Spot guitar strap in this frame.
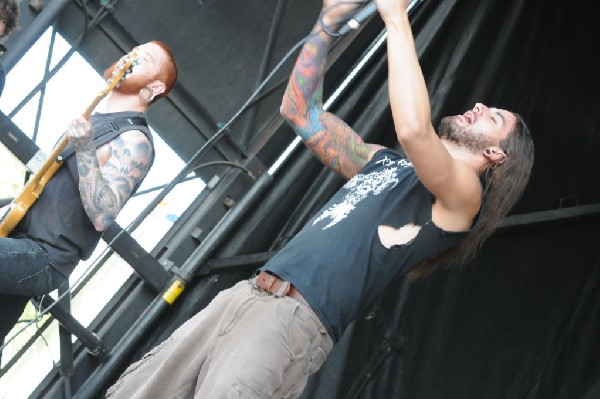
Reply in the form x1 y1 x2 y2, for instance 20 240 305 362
59 116 150 160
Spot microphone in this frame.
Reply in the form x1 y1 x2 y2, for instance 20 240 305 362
337 2 378 36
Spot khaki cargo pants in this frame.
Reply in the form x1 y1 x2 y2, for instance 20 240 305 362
106 279 332 398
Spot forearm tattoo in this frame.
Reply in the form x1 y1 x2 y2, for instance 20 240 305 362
282 28 377 178
282 28 330 141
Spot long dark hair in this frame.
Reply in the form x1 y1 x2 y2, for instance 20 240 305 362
410 112 534 279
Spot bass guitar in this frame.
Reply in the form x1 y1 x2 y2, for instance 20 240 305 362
0 52 138 237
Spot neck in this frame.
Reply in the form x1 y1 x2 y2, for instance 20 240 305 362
441 139 488 175
98 91 149 113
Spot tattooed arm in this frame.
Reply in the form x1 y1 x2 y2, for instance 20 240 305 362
67 115 152 231
280 1 382 180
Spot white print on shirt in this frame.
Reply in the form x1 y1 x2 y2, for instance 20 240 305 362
375 155 413 169
313 156 414 229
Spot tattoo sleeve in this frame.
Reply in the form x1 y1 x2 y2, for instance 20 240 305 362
281 25 380 179
281 26 330 141
74 130 152 231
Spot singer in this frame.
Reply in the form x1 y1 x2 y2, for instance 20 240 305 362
106 0 534 398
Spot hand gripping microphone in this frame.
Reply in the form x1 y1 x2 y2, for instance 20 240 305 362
337 2 379 36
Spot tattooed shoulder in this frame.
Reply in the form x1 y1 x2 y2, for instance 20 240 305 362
102 130 153 179
115 130 152 160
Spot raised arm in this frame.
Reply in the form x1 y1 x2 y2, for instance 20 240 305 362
281 1 382 180
67 115 152 231
377 0 481 217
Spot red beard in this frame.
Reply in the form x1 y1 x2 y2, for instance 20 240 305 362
103 61 149 95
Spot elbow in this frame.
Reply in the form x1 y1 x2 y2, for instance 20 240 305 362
280 93 319 127
395 126 420 145
280 93 324 141
280 101 308 136
280 101 292 123
280 94 301 126
93 221 107 232
395 117 428 144
93 214 115 232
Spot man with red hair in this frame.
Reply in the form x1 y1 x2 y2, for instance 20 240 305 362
0 41 178 357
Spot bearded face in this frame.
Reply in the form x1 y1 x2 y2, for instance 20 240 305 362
438 116 497 153
103 60 150 95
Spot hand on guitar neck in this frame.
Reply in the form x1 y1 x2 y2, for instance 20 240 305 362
67 115 94 153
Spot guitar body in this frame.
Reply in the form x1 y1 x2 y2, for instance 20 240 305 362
0 52 138 238
0 136 69 237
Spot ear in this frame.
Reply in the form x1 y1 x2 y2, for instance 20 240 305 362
148 80 166 98
483 146 507 165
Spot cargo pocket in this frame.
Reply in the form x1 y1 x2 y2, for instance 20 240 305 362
105 336 173 397
308 327 332 375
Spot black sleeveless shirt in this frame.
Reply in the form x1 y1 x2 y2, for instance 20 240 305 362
263 148 471 341
11 111 153 277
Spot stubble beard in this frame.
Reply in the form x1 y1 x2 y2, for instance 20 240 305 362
438 116 496 153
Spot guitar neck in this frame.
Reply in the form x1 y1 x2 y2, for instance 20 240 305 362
35 89 101 174
83 93 104 119
19 64 127 181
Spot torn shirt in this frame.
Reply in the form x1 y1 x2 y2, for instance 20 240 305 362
263 148 471 342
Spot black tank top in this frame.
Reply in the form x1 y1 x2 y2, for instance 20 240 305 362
264 148 471 341
11 111 153 277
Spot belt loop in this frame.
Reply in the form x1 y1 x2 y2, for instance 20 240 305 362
274 281 290 298
265 274 277 292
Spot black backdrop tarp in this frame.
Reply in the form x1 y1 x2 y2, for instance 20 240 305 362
294 0 600 397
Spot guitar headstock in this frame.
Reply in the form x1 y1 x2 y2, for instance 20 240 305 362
103 51 140 94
